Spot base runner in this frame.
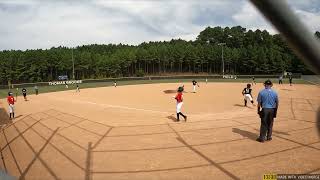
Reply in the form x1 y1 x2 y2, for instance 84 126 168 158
242 84 254 106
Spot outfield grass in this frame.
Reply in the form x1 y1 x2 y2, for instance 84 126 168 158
0 78 310 99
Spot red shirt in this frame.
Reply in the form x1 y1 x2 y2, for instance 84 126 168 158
7 96 14 105
175 92 183 103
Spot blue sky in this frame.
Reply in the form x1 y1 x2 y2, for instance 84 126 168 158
0 0 319 50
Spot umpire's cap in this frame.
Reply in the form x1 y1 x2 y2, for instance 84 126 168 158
264 79 273 86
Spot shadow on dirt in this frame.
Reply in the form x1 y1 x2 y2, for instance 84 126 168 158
163 90 188 94
232 128 257 141
0 107 12 127
273 130 290 135
234 104 254 109
166 115 178 122
163 90 177 94
234 104 245 107
281 89 294 91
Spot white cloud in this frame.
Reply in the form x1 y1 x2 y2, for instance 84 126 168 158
232 0 320 34
0 0 319 50
232 2 277 34
294 10 320 32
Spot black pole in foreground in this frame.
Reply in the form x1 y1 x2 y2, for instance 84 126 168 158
249 0 320 75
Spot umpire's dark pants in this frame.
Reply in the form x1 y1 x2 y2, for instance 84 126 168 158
259 108 275 140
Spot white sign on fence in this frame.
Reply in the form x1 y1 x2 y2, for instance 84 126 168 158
223 75 236 79
49 80 82 86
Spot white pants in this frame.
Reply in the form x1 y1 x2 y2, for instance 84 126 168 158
9 104 14 113
193 85 196 92
176 102 183 113
244 94 253 101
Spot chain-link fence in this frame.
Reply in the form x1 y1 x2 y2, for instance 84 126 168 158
0 74 302 90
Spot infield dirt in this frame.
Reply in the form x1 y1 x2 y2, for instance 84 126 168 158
0 82 319 180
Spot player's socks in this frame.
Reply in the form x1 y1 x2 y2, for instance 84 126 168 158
176 113 180 121
244 100 247 106
9 113 11 119
179 112 186 120
12 113 15 118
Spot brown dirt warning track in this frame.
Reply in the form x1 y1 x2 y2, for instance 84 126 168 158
0 82 319 180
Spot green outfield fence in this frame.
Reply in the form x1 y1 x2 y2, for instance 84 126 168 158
0 74 302 90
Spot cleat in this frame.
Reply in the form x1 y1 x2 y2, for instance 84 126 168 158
256 138 265 143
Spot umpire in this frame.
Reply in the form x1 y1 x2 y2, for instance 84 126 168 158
256 80 279 142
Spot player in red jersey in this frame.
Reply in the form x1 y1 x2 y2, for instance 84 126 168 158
174 86 187 122
7 92 15 119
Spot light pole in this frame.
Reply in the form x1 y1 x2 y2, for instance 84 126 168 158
206 38 214 74
218 43 226 76
72 48 75 80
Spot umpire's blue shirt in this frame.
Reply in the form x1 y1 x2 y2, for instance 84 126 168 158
257 87 278 108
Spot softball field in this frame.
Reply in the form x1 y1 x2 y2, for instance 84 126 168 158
0 82 319 180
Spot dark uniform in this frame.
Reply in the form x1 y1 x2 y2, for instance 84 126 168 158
22 88 27 101
243 88 252 94
192 80 198 93
257 80 279 142
289 76 293 86
242 84 254 106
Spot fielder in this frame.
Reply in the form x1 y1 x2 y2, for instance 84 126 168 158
278 75 283 84
7 92 15 119
192 80 199 93
34 85 39 95
114 80 117 87
242 84 254 106
76 84 80 92
22 88 27 101
289 75 293 86
174 86 187 122
252 76 256 85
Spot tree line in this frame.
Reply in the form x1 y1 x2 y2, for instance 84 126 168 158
0 26 319 85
